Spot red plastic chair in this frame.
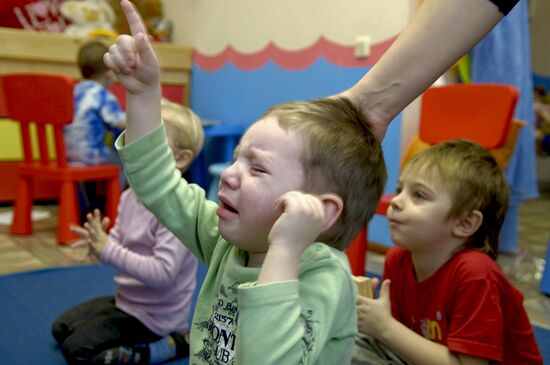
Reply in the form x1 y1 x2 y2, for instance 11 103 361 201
3 73 121 244
346 83 520 276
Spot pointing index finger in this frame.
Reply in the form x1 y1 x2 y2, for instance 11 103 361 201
121 0 148 36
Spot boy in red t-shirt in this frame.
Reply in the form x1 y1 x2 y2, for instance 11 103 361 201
354 139 542 365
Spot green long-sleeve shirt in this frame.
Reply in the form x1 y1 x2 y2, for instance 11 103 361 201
116 123 357 364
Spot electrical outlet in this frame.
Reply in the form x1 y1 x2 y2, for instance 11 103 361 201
354 35 372 59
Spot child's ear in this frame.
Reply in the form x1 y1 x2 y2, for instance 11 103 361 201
452 210 483 238
318 193 344 231
174 149 194 171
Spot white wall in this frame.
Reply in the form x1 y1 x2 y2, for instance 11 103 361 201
163 0 412 53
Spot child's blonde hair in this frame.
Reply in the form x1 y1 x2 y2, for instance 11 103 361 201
161 98 204 158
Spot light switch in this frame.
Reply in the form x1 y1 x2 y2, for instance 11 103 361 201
354 35 372 59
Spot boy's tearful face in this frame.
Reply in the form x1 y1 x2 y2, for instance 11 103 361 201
217 117 305 257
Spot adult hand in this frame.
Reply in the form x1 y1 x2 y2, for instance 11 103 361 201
338 88 391 141
337 0 505 142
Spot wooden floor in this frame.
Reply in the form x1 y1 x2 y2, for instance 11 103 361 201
1 188 550 330
0 205 88 275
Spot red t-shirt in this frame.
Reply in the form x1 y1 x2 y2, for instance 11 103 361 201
0 0 66 32
383 246 542 364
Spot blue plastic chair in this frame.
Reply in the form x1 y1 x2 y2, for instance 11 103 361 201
207 162 231 202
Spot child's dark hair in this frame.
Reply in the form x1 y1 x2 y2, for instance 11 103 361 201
264 97 387 250
77 41 110 80
404 139 509 259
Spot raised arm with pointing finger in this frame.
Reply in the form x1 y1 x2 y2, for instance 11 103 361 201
103 0 161 144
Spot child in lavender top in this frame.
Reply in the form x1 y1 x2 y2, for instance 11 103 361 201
52 100 204 365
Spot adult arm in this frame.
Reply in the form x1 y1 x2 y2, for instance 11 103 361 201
340 0 508 140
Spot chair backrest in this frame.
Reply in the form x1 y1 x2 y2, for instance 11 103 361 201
419 83 519 149
1 73 75 168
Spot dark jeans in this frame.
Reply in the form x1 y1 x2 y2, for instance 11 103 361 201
52 296 161 365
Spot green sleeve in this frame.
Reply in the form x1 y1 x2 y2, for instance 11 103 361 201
235 245 357 364
115 124 220 265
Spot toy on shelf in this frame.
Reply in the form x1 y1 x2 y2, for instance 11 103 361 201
60 0 117 39
109 0 173 42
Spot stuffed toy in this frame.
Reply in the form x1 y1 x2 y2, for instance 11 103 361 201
108 0 172 42
60 0 117 39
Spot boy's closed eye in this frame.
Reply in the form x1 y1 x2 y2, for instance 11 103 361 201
250 165 268 174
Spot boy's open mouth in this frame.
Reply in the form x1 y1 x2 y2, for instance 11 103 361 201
223 202 238 214
219 197 239 214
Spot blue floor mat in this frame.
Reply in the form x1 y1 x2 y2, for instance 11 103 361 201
0 264 547 364
0 263 207 365
534 325 550 364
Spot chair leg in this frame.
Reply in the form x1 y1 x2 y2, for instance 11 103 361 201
346 226 368 276
57 182 80 244
104 177 121 230
10 176 33 235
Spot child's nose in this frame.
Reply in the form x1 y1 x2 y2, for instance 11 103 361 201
220 163 238 188
389 193 403 211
